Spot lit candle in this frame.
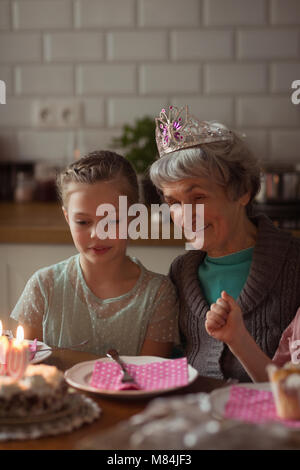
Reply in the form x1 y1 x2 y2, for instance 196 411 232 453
6 325 29 380
0 321 9 375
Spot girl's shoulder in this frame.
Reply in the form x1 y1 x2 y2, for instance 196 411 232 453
133 257 170 282
31 254 79 285
132 257 177 296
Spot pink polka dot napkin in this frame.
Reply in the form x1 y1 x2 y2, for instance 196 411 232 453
89 357 189 391
29 338 38 361
225 385 300 428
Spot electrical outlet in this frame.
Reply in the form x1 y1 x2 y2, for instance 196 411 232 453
32 99 81 128
33 100 57 128
56 100 81 127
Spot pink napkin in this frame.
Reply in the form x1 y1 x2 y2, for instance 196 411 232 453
225 385 300 429
90 357 189 391
29 338 38 361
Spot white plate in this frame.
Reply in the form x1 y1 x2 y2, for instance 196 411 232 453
210 382 271 420
28 340 52 364
64 356 198 399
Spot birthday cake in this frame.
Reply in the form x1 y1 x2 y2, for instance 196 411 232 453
0 364 68 418
267 362 300 420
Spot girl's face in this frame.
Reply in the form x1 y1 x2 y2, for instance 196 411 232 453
161 176 251 257
63 180 129 266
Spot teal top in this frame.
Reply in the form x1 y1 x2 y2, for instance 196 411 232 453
198 247 254 305
10 254 179 356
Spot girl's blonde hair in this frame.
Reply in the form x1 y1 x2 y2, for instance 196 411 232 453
57 150 139 207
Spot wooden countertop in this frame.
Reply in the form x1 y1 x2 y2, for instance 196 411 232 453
0 202 299 245
0 202 186 245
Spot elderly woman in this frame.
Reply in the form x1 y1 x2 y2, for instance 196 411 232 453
150 105 300 382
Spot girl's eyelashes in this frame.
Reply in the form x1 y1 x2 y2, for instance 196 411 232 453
74 219 120 225
75 220 91 225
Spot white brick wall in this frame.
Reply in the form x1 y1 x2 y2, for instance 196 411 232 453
15 65 74 95
237 29 299 59
13 0 73 30
140 64 200 94
0 1 10 30
76 64 136 95
138 0 200 27
0 0 299 165
204 64 267 93
74 0 136 28
271 0 300 25
107 31 168 61
203 0 266 26
171 30 234 60
44 32 104 62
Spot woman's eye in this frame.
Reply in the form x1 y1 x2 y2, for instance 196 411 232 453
165 200 177 207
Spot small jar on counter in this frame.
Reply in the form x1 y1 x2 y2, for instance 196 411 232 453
14 172 36 203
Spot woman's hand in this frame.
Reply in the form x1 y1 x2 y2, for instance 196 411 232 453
205 291 247 349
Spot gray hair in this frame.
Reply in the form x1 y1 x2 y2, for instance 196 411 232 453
150 132 261 213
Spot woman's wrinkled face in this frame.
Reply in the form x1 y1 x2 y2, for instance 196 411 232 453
63 180 129 265
161 176 250 256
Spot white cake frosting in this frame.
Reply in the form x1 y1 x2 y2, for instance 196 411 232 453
0 364 64 398
0 364 68 417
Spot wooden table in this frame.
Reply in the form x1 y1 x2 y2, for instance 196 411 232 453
0 350 226 450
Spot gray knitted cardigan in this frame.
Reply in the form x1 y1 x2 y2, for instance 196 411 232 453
169 214 300 382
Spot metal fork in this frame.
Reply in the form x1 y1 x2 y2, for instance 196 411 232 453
106 349 136 384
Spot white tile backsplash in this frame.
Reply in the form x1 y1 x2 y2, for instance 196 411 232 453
107 31 168 61
44 32 104 62
16 129 75 163
13 0 73 30
0 33 41 63
203 0 266 26
270 62 300 92
139 64 200 94
76 64 136 95
171 30 234 60
0 0 299 164
270 130 300 162
237 29 299 59
15 65 74 95
74 0 136 28
108 97 168 127
0 1 10 30
138 0 200 27
237 96 300 127
204 63 267 94
271 0 300 25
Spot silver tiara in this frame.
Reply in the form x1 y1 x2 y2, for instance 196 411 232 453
155 105 233 158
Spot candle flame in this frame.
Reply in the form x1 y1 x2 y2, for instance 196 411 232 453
16 325 24 342
0 321 2 337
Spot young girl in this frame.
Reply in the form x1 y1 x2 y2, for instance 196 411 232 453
205 290 300 382
10 151 179 357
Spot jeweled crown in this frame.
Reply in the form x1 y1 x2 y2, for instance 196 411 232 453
155 105 233 158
